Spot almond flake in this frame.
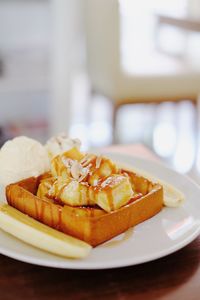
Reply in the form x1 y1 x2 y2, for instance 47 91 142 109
61 156 73 168
78 166 90 182
80 154 95 167
70 161 82 180
78 173 88 182
95 156 102 169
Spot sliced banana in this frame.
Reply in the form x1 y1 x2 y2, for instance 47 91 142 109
0 204 91 258
117 163 185 207
160 181 185 207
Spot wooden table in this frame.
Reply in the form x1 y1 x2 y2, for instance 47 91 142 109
1 144 200 300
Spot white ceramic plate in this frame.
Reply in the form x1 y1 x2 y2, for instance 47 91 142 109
0 153 200 269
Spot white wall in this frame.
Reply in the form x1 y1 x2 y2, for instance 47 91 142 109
49 0 85 135
0 0 51 51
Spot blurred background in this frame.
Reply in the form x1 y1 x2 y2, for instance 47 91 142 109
0 0 200 179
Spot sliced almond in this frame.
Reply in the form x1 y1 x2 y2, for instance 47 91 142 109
80 154 96 167
96 156 102 169
70 161 82 180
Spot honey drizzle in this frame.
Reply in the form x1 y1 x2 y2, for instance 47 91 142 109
128 193 143 204
8 191 13 206
53 155 70 177
38 183 63 230
50 203 54 228
23 197 26 214
40 200 45 221
107 188 114 211
57 183 68 200
57 207 62 229
103 228 134 248
34 198 39 220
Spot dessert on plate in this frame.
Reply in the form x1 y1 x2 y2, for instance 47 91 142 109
0 134 184 259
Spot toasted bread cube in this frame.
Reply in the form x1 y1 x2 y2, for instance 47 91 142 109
51 150 118 185
49 177 95 206
63 147 84 161
51 149 85 179
88 157 118 186
51 155 69 179
37 177 55 200
93 175 133 212
122 170 151 195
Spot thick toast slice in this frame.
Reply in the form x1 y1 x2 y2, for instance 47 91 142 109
6 171 163 246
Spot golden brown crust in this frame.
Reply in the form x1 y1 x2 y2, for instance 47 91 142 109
6 172 163 246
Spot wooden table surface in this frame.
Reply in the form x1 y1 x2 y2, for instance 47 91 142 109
1 144 200 300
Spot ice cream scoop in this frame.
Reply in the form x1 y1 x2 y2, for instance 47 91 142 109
0 136 50 185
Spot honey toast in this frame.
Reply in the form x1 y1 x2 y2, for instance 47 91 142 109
6 170 163 246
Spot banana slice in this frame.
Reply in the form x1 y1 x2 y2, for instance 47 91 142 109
132 168 185 207
118 163 185 207
158 180 185 208
0 204 91 258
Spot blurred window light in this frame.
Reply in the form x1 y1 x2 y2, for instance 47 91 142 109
157 26 186 56
195 132 200 174
196 148 200 174
119 0 188 74
186 33 200 70
119 0 154 74
153 122 177 157
89 121 112 147
172 102 195 173
173 139 195 173
118 105 148 143
163 216 195 240
69 123 89 151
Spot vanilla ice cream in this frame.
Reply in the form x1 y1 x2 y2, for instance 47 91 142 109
0 136 50 186
46 133 81 159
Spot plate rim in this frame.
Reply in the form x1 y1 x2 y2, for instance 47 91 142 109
0 153 200 269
